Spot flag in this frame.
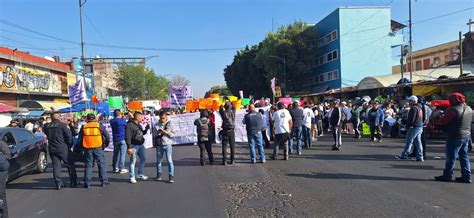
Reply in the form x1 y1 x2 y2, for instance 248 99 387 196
69 77 88 105
270 78 276 94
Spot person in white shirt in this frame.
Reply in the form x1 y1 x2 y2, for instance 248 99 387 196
271 102 292 161
302 101 315 148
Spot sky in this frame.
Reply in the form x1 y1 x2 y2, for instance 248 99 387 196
1 0 473 97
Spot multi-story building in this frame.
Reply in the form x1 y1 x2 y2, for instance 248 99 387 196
392 40 459 74
303 6 404 93
0 46 74 111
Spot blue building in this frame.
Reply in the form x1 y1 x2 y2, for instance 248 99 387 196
304 6 404 93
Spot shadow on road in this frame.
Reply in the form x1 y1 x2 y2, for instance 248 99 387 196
286 172 431 182
7 178 55 190
304 154 398 161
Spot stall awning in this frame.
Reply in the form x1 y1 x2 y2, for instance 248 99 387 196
12 110 45 119
19 101 70 112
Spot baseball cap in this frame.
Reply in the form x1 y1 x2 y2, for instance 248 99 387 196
407 95 418 102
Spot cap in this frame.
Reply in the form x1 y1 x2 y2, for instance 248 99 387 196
407 95 418 102
341 101 347 105
86 113 96 120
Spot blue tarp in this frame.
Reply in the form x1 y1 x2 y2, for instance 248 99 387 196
57 102 110 116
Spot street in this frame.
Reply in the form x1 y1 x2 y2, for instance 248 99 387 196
7 135 474 218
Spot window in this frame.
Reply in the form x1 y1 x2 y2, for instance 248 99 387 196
423 58 430 70
415 61 422 71
318 30 337 47
2 132 16 146
327 72 333 80
332 50 338 59
12 129 34 143
319 74 324 83
433 57 440 67
332 70 339 79
317 49 338 66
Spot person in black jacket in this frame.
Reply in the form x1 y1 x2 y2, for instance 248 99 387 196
396 96 424 161
330 100 343 151
0 141 10 218
194 110 214 166
44 112 77 190
125 112 150 184
219 102 236 165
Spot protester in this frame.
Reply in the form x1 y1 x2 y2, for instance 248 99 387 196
351 103 362 139
409 96 432 158
77 114 110 188
126 112 150 184
154 111 175 183
259 109 271 148
24 121 34 132
289 101 304 155
6 120 18 128
302 101 315 148
0 140 10 218
243 104 266 164
110 109 129 174
341 101 352 133
194 110 214 166
330 99 343 151
219 102 236 165
310 103 319 141
396 96 424 161
367 100 384 143
435 93 472 183
271 102 292 160
44 112 76 190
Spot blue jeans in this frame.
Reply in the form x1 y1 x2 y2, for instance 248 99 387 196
401 126 423 160
289 126 303 154
442 137 471 180
247 132 266 162
302 126 311 147
129 144 146 178
112 140 127 170
84 148 107 185
156 145 174 176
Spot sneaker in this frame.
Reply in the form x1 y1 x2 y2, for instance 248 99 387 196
137 174 149 180
113 168 120 173
156 173 162 181
415 159 424 162
378 139 383 143
168 176 175 183
261 159 266 164
455 177 472 183
119 169 129 174
284 156 289 161
297 152 302 156
434 176 452 182
130 178 137 184
331 147 339 151
229 160 235 165
395 155 407 160
200 161 205 166
270 156 276 160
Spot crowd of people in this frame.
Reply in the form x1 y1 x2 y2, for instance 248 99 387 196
0 92 471 217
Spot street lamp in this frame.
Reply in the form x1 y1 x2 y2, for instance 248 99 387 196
268 55 286 91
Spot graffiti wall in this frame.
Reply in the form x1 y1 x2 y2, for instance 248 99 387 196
0 63 64 94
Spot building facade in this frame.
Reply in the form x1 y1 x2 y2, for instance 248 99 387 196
304 7 404 93
0 47 74 110
392 40 459 74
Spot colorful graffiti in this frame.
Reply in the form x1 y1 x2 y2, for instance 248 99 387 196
16 66 51 91
0 65 16 88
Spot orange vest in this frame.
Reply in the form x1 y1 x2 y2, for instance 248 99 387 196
82 122 103 149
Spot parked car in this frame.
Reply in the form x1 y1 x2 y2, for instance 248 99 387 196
0 127 48 182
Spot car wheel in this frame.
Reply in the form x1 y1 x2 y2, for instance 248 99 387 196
35 151 47 173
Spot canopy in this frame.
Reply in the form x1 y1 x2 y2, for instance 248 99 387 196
19 100 70 112
57 102 110 116
0 104 17 113
12 110 45 119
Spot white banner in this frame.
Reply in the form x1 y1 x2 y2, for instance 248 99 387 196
168 112 200 145
141 114 153 149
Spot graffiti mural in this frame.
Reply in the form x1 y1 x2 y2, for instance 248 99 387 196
0 65 16 89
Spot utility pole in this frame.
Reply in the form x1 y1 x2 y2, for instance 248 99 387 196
79 0 87 84
459 31 463 76
408 0 413 82
400 45 404 80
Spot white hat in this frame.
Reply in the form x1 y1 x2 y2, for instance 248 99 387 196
407 95 418 102
341 101 347 105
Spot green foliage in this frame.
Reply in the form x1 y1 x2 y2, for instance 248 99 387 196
116 64 169 100
224 22 318 97
205 85 232 98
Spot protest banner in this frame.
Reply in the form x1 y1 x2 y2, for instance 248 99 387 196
242 98 250 106
141 114 153 148
169 85 193 108
129 101 143 111
168 112 200 144
108 96 123 109
69 77 88 105
278 97 292 105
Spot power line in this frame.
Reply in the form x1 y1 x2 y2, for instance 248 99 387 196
412 6 474 25
340 0 394 37
83 12 110 46
86 43 242 52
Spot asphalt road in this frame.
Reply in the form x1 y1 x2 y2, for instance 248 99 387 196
6 135 474 218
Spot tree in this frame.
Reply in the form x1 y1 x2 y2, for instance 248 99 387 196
224 22 319 97
204 85 232 98
116 64 169 100
169 74 190 86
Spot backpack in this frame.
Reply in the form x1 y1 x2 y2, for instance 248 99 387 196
197 118 210 142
